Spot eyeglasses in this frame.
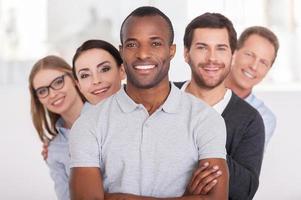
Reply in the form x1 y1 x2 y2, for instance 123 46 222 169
35 74 69 98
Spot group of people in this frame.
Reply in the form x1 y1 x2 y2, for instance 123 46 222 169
28 6 279 200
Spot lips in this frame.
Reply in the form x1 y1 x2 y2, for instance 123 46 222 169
134 64 156 70
202 66 220 71
91 87 110 95
242 69 255 79
51 96 65 106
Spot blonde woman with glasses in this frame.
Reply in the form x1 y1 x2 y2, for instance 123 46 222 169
29 40 125 200
29 55 84 200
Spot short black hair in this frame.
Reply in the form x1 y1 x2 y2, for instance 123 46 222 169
72 39 122 80
184 12 237 54
120 6 174 45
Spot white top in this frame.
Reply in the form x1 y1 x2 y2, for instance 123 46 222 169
180 80 232 114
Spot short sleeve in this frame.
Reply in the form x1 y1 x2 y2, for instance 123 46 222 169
195 108 227 160
69 109 101 168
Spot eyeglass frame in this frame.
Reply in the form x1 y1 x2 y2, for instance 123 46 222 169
34 73 70 99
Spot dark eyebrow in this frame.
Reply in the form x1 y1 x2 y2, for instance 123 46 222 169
77 61 111 75
35 74 65 90
124 36 163 43
216 44 229 48
123 38 136 43
195 42 207 46
77 68 90 75
150 36 163 40
96 61 111 68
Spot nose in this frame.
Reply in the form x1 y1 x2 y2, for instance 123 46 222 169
136 44 151 60
48 87 58 98
92 73 102 85
250 59 260 71
207 49 217 62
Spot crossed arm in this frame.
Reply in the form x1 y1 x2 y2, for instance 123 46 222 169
187 113 265 199
69 158 228 200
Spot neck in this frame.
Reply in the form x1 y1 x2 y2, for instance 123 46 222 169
126 80 170 115
61 97 83 129
186 79 227 106
225 75 251 99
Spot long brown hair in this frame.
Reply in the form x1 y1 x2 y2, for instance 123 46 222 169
29 55 77 142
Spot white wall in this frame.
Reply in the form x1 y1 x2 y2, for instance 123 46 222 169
0 86 300 199
254 90 301 200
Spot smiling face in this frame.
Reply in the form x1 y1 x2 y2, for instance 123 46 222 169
230 34 275 91
120 15 175 89
33 69 80 115
74 48 125 105
185 28 232 89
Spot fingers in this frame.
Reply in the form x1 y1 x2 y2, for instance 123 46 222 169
41 140 49 160
190 162 210 183
186 162 210 193
41 147 47 160
200 179 218 195
194 170 222 195
189 165 222 194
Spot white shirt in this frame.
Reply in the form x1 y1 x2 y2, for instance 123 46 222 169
180 80 232 114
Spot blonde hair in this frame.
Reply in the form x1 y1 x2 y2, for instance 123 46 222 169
29 55 76 142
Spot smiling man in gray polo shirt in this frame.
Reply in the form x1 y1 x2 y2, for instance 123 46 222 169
69 6 229 200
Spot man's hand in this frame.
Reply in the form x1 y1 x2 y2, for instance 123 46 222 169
185 162 222 195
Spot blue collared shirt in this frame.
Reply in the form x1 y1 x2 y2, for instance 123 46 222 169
46 118 70 200
245 93 276 147
45 101 93 200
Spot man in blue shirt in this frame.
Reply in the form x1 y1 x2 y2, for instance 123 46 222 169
226 26 279 147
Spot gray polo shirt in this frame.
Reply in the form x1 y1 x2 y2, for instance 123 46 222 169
70 83 226 197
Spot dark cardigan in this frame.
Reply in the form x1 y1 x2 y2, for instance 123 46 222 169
174 82 265 200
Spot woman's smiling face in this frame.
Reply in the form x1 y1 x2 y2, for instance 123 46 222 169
74 48 125 105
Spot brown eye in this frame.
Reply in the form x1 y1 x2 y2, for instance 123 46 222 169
152 41 162 47
101 66 111 73
80 73 90 79
52 77 64 89
125 42 137 48
36 87 48 98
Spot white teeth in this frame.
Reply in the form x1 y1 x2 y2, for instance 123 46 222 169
203 67 219 71
92 88 108 95
135 65 155 70
52 97 64 106
243 70 255 79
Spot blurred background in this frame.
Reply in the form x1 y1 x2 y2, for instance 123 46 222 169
0 0 300 199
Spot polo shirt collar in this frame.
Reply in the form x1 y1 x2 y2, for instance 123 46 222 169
160 83 182 113
115 85 139 113
116 83 182 114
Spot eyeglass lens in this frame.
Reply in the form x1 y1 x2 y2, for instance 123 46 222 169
35 74 66 98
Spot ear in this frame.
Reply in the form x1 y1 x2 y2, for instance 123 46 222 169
184 47 189 63
169 44 176 60
231 50 237 67
119 64 126 80
119 45 123 58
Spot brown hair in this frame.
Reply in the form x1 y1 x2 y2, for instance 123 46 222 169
184 12 237 54
28 55 77 142
72 39 123 80
237 26 279 64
